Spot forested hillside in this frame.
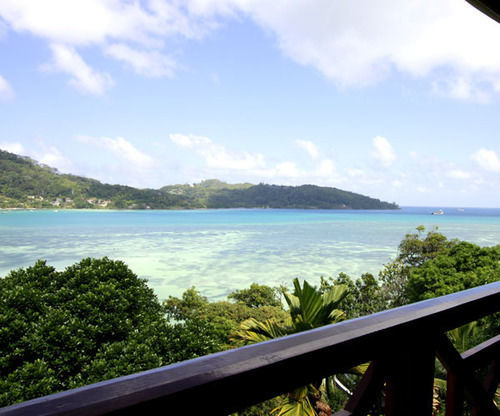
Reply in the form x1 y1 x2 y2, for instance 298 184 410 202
0 150 398 209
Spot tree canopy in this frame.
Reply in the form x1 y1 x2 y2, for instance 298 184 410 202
0 258 222 406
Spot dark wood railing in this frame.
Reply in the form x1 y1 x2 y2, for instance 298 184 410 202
2 282 500 416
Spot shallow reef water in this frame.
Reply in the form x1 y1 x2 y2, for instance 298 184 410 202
1 206 500 300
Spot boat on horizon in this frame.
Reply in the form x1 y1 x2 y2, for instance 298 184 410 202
432 209 444 215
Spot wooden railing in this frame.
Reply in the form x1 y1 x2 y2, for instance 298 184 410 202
2 282 500 416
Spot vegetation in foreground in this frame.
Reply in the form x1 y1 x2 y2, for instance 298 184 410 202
1 227 499 414
0 149 397 209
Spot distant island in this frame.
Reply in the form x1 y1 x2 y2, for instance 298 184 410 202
0 149 398 210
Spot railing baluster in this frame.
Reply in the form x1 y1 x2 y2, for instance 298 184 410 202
446 370 464 416
471 360 500 416
437 333 500 416
385 339 436 416
343 360 386 416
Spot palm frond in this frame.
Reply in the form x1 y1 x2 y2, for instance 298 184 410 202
232 318 289 343
271 386 317 416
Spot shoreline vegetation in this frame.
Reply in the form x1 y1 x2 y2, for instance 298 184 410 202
2 227 500 414
0 149 398 210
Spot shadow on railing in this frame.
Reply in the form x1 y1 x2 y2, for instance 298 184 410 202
2 282 500 416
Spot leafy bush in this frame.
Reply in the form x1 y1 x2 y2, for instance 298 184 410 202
0 258 222 406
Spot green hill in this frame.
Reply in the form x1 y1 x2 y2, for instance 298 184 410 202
0 149 398 210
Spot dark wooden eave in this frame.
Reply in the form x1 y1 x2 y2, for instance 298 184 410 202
466 0 500 24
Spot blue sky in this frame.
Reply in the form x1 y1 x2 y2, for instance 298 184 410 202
1 1 500 207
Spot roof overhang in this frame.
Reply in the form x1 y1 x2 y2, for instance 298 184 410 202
466 0 500 24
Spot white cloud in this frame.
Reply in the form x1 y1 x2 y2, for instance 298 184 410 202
104 43 177 78
0 141 74 172
432 76 491 102
170 133 265 170
372 136 396 167
187 0 500 99
0 18 6 37
416 186 429 193
43 44 113 95
472 148 500 172
273 162 302 178
0 0 200 46
347 168 364 177
295 139 319 159
0 0 204 92
315 159 335 177
3 1 500 98
0 141 24 154
170 133 344 185
447 169 472 179
36 146 74 172
0 74 13 99
78 135 154 168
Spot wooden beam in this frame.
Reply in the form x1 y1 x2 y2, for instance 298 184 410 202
462 334 500 369
466 0 500 24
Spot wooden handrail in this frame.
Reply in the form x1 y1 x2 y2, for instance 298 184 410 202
2 282 500 416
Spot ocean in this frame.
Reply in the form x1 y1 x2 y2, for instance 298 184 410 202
1 206 500 300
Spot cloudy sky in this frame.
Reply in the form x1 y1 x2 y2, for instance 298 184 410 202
1 0 500 207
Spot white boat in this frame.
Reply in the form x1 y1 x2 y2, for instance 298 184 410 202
431 209 444 215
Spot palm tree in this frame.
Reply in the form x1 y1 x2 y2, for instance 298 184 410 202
232 278 348 416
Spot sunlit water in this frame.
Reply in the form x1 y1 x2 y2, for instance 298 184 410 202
1 207 500 300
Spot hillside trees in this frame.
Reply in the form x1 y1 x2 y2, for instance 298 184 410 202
164 286 288 350
0 149 398 209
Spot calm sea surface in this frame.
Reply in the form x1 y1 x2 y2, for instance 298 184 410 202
1 207 500 300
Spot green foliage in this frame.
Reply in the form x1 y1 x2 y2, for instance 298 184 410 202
0 258 222 406
205 183 398 210
233 279 346 416
233 278 347 344
285 279 347 331
321 272 386 319
406 241 500 302
377 260 409 308
447 322 479 353
164 286 288 350
0 149 192 209
397 226 452 268
271 386 317 416
228 283 282 308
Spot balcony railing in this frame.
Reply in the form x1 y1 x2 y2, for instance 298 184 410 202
2 282 500 415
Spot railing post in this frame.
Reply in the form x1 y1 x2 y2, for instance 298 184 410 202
385 339 436 416
472 359 500 416
446 371 464 416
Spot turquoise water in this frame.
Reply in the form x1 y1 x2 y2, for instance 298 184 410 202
1 207 500 300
